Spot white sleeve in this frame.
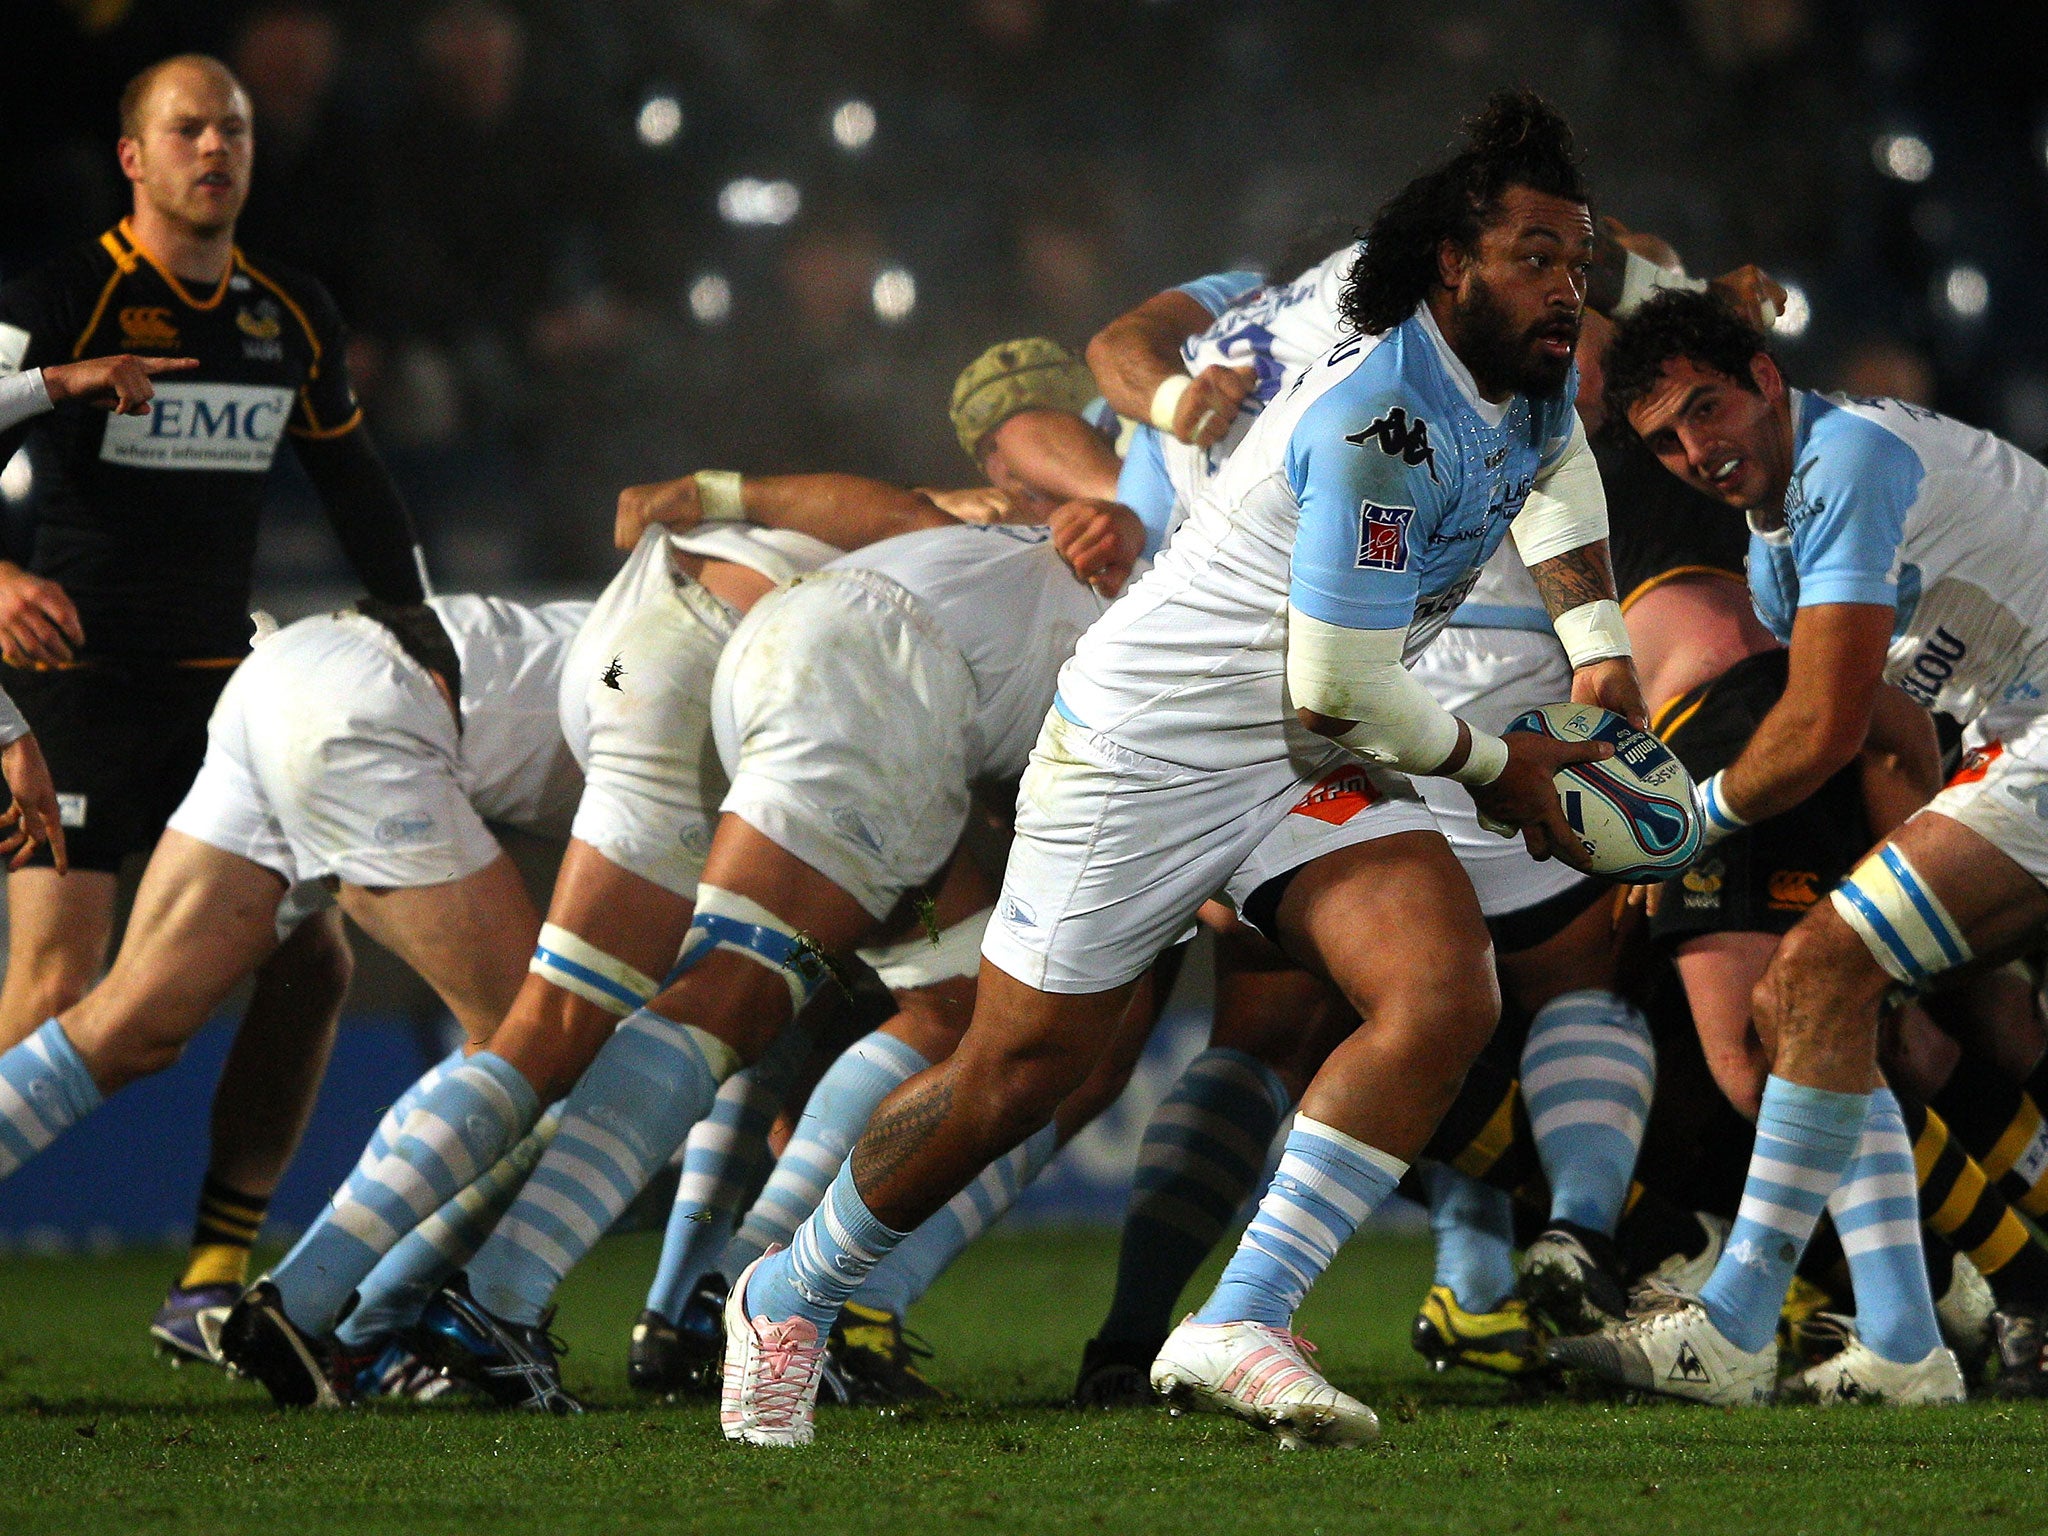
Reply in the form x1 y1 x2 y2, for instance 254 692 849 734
1509 414 1608 568
1286 608 1507 785
0 685 29 748
0 370 52 436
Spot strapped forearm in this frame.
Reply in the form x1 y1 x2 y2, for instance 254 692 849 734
1085 290 1214 422
1287 608 1507 784
295 427 427 604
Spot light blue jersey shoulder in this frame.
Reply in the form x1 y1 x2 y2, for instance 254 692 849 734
1174 269 1264 318
1283 310 1577 636
1747 390 1925 643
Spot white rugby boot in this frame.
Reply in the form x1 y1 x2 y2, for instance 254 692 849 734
1635 1212 1730 1300
1782 1316 1966 1406
1934 1255 1995 1365
1150 1317 1379 1449
721 1252 828 1447
1546 1283 1776 1405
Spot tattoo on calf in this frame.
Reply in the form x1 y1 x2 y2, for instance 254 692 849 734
1530 542 1618 620
851 1074 956 1195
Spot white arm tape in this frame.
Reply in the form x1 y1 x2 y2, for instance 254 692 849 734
1149 373 1190 433
0 684 28 749
1287 608 1508 786
1510 415 1608 568
1552 598 1632 667
0 369 52 435
693 470 746 523
1612 249 1707 319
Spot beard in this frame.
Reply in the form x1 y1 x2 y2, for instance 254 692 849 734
1452 274 1576 400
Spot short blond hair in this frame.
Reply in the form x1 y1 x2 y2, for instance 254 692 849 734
118 54 247 139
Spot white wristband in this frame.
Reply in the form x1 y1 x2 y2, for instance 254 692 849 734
1612 249 1708 319
693 470 745 523
1696 770 1749 846
1449 728 1509 787
1149 374 1191 434
1552 599 1633 668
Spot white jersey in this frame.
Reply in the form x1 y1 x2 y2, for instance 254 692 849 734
1446 538 1551 634
831 523 1117 780
1747 391 2048 733
1162 244 1361 515
427 594 589 835
671 523 840 585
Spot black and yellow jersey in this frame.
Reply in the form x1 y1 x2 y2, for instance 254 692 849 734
0 218 419 660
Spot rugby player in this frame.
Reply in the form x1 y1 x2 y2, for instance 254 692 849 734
1544 289 2048 1404
719 92 1642 1449
0 53 432 1335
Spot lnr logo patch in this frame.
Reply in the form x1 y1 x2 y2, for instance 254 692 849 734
1354 503 1413 571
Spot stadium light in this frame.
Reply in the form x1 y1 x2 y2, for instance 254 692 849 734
688 272 733 325
872 265 916 324
0 450 29 506
637 93 684 147
718 178 801 226
1770 280 1811 341
1873 132 1934 183
831 99 877 152
1940 264 1990 320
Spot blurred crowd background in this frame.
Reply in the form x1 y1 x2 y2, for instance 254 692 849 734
4 0 2046 600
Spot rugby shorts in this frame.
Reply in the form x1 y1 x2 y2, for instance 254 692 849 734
1916 709 2048 889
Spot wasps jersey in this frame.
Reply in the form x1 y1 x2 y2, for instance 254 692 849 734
0 219 413 660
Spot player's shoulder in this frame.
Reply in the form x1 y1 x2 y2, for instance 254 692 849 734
231 249 345 338
1292 326 1442 473
1789 390 1927 527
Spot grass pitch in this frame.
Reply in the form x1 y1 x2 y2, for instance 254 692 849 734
0 1230 2041 1534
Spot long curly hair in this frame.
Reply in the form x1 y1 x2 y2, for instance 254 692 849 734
1602 290 1771 427
1342 90 1588 336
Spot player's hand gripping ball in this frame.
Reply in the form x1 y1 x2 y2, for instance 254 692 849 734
1506 703 1701 882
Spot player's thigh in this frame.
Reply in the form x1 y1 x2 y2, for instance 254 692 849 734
1273 828 1498 1046
339 850 540 1038
1673 930 1779 1118
944 959 1141 1120
1880 811 2048 961
541 837 698 992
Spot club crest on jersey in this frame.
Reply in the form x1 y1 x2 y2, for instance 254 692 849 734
118 306 179 350
1346 407 1439 483
1354 502 1413 571
236 301 283 340
1289 765 1382 826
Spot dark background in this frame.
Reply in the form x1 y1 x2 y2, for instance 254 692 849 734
5 0 2045 602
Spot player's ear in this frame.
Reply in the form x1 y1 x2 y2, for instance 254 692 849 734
1435 235 1471 294
1749 351 1785 406
116 135 144 183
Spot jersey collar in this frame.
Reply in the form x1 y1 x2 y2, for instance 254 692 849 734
1413 302 1509 428
114 218 235 311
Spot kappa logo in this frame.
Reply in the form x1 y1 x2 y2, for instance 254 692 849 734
1668 1341 1711 1385
1354 502 1414 572
118 305 179 349
1289 764 1381 826
1346 407 1439 483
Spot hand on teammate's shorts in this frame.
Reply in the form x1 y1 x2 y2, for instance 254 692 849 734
613 476 700 550
41 353 198 415
0 563 85 667
0 732 65 874
1050 500 1146 598
1173 364 1257 448
1471 730 1614 874
1570 656 1649 730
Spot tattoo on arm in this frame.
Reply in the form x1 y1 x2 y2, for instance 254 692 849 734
850 1072 956 1198
1529 541 1619 620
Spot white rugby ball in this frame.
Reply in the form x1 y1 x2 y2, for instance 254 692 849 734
1503 703 1702 882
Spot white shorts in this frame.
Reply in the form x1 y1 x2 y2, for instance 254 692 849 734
1920 713 2048 887
1411 624 1589 919
712 570 977 921
167 613 500 929
983 707 1437 995
565 552 739 898
857 908 992 991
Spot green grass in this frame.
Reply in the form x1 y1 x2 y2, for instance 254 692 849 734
0 1230 2043 1533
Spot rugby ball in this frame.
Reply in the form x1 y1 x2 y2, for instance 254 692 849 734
1503 703 1702 882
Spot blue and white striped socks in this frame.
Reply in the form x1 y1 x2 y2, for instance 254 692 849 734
274 1051 539 1335
465 1007 734 1326
642 1028 809 1323
1098 1047 1290 1343
1521 989 1656 1236
0 1020 102 1179
719 1031 931 1280
855 1122 1059 1317
1419 1161 1518 1312
1699 1075 1868 1352
1192 1116 1406 1328
744 1160 906 1333
336 1106 562 1348
1831 1087 1942 1364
